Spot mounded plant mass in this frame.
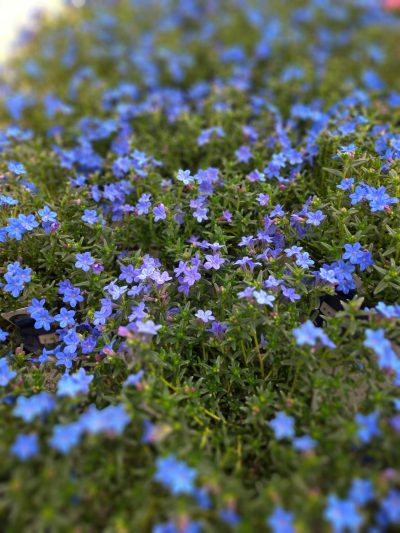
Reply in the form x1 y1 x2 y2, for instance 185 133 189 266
1 0 400 531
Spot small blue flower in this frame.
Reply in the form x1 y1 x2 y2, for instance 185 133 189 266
269 411 295 440
0 328 9 342
324 494 363 533
348 478 374 506
8 161 26 175
176 169 193 185
54 307 75 328
57 368 94 397
13 392 55 422
267 506 295 533
253 290 275 307
293 320 335 349
154 454 197 495
11 433 39 460
75 252 95 272
0 357 17 386
153 203 167 221
306 210 326 226
81 208 102 225
49 422 83 454
355 411 380 443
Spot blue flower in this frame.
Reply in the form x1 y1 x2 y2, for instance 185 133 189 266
0 328 9 342
32 308 53 331
57 368 94 397
337 177 354 190
136 193 152 215
269 411 295 440
13 392 55 422
204 253 225 271
136 320 162 335
8 161 26 175
176 169 194 185
348 478 374 506
381 489 400 524
324 494 363 533
123 370 144 387
219 508 241 526
75 252 95 272
154 454 197 495
81 208 101 225
355 411 380 443
295 251 314 269
38 205 57 223
11 433 39 460
267 507 294 533
306 210 326 226
253 290 275 307
0 357 17 386
293 320 335 349
79 404 130 435
54 307 76 328
49 422 83 454
235 145 252 163
153 203 167 221
4 261 32 297
342 242 364 264
17 213 39 231
293 435 316 452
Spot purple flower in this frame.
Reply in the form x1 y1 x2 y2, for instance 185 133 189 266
257 193 270 206
235 145 252 163
153 203 167 221
222 210 232 222
337 177 354 190
253 290 275 307
306 210 326 226
136 320 162 335
195 309 215 323
281 287 300 302
204 253 225 270
295 251 314 269
176 169 193 185
136 193 152 215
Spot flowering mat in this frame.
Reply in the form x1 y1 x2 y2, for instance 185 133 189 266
1 1 400 531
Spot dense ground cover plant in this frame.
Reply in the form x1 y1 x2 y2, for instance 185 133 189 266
1 0 400 530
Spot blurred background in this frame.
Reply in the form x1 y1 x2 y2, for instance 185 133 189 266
0 0 63 60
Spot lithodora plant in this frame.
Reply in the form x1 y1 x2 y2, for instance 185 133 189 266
0 0 400 531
